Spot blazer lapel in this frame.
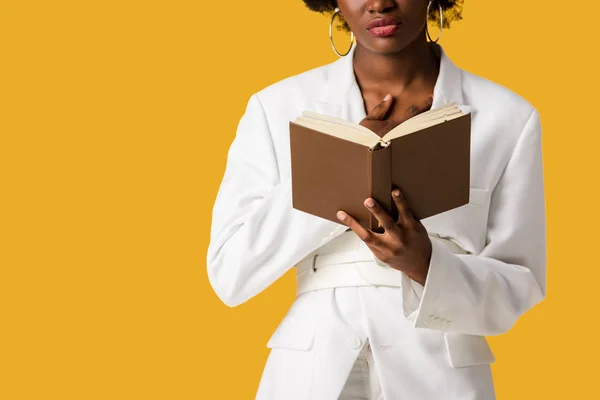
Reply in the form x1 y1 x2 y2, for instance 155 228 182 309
314 44 366 123
431 44 465 108
314 101 342 118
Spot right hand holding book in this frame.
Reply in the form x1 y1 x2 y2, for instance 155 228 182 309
358 93 399 137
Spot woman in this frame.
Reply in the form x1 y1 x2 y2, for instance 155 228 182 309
207 1 546 399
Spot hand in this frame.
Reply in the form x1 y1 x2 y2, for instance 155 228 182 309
359 94 401 137
336 188 432 286
360 94 436 138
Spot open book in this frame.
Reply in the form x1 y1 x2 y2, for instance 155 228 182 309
289 103 472 232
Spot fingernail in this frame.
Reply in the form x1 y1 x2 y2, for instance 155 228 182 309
365 199 374 208
337 211 347 221
383 94 391 101
393 189 401 197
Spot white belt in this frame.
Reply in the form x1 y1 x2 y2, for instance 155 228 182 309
295 231 471 296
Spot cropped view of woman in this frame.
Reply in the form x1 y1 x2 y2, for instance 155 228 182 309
207 1 546 399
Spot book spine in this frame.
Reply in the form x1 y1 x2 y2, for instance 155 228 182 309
368 143 394 234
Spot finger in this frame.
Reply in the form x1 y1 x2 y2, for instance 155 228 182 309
365 94 393 121
364 197 397 233
336 210 377 244
392 188 417 229
404 96 434 119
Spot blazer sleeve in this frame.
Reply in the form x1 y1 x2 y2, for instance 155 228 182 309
402 108 547 336
206 94 348 307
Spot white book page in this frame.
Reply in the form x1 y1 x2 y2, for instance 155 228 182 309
301 110 377 137
293 117 381 148
381 104 466 141
292 103 468 148
397 108 463 130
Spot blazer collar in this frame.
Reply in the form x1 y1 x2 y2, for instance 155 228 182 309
315 43 465 123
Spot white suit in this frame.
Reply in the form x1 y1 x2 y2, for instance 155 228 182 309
206 43 546 399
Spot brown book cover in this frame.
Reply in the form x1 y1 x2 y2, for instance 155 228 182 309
289 113 471 233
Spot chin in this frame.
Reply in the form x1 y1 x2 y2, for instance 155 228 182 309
359 36 416 55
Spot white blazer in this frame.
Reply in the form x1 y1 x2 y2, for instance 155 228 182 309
207 43 547 400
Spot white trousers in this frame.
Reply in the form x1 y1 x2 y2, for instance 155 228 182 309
338 339 384 400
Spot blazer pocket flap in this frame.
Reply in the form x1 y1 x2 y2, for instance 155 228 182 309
469 188 490 206
444 332 496 368
267 316 314 351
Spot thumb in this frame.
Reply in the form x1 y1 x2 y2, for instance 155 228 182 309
365 94 393 121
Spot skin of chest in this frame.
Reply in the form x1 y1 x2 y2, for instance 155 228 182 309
361 91 435 136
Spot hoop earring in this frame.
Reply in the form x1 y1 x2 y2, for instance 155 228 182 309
426 1 443 43
329 7 354 57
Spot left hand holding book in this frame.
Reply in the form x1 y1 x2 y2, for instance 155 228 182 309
336 186 433 287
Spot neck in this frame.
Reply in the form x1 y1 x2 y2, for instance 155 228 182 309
352 33 440 93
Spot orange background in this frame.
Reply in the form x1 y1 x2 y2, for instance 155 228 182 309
1 0 597 398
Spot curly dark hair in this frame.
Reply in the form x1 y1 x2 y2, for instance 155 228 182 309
302 0 463 32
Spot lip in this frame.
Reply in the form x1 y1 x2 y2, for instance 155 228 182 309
368 24 400 37
366 17 401 37
367 16 400 30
